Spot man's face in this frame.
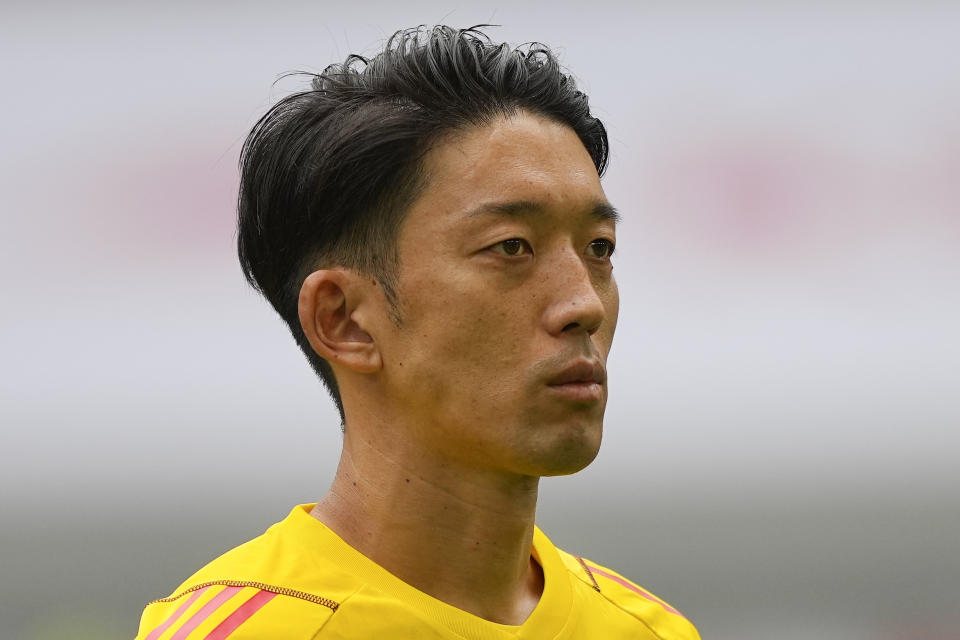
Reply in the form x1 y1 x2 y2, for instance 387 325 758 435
377 111 619 478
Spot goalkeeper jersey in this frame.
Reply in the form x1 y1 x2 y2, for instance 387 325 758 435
135 504 700 639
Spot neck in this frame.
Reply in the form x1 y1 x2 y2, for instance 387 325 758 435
310 424 544 625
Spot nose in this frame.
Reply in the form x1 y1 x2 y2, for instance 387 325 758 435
542 250 607 337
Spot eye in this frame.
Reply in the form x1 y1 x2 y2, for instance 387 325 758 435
587 239 615 260
491 238 533 257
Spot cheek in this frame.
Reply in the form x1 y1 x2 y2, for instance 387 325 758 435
605 278 620 341
397 275 534 408
591 275 619 357
438 303 528 381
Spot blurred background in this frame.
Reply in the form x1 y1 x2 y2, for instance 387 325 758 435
2 2 958 639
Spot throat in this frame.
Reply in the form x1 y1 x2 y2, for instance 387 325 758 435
312 430 546 624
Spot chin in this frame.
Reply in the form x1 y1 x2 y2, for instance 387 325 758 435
525 421 604 477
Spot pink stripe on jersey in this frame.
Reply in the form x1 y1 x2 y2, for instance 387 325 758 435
202 589 277 640
169 586 243 640
144 588 209 640
587 565 685 618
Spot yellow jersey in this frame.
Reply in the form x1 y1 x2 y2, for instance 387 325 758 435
135 504 700 639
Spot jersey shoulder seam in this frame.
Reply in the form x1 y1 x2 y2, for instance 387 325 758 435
566 555 673 640
149 579 340 611
309 588 365 639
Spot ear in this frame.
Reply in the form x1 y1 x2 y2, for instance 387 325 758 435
298 269 382 374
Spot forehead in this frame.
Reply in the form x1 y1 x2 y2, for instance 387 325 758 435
410 111 610 230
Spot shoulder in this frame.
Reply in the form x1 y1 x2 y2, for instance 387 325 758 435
134 508 357 640
134 581 337 640
553 545 702 640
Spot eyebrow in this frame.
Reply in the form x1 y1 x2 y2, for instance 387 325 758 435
464 199 620 224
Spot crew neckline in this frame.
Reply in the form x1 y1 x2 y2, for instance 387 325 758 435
280 504 576 639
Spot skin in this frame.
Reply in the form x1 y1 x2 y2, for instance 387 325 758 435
298 110 619 625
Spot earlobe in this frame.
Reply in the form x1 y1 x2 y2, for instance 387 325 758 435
298 270 382 374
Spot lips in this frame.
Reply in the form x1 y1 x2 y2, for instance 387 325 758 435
547 360 606 386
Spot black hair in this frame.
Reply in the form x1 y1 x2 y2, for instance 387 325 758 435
237 25 609 424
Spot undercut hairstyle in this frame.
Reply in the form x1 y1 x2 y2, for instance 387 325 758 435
237 25 609 424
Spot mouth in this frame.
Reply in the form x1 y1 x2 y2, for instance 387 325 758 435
546 360 606 402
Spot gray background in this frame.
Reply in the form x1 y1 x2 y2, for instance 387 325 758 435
2 3 958 639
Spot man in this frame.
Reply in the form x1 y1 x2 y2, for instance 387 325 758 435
135 25 700 639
